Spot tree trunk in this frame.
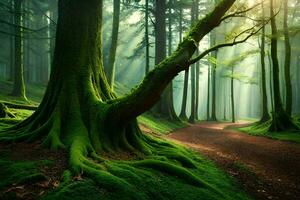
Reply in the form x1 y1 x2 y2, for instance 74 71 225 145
231 67 235 123
211 51 218 121
1 0 237 190
283 0 292 117
206 64 211 120
189 0 197 123
210 31 218 121
259 2 270 123
269 0 297 131
195 0 200 121
145 0 150 75
11 0 26 100
153 0 178 120
179 5 189 120
105 0 120 90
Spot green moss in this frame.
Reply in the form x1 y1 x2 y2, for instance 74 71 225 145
138 113 187 134
238 120 300 144
0 159 51 190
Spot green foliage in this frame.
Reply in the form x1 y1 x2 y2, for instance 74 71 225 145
239 120 300 144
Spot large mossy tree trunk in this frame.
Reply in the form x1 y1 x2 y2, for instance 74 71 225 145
283 0 293 117
1 0 237 191
11 0 26 100
269 0 297 131
153 0 178 120
105 0 120 90
259 2 270 123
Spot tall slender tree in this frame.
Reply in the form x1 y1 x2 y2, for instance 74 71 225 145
105 0 120 90
269 0 297 131
179 2 189 120
283 0 292 116
154 0 178 120
259 2 270 123
145 0 150 75
11 0 26 100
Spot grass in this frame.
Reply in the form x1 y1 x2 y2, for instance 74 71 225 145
238 120 300 144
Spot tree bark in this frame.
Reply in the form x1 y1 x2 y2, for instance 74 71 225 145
179 5 189 120
269 0 297 131
105 0 120 90
259 2 270 123
153 0 178 120
231 66 235 123
145 0 150 75
11 0 26 100
283 0 292 116
1 0 237 183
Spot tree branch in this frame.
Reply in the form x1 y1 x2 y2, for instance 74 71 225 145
110 0 237 124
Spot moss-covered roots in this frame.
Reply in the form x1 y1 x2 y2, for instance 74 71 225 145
0 81 228 199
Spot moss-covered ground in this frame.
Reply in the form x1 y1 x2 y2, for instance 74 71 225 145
238 119 300 144
0 81 251 200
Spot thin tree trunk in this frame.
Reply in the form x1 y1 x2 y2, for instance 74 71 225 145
145 0 150 75
189 0 196 123
11 0 26 100
194 0 200 121
259 2 270 123
179 5 189 120
283 0 292 116
206 64 211 120
231 66 235 123
105 0 120 90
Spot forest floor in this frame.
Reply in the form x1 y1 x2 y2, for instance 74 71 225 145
167 122 300 200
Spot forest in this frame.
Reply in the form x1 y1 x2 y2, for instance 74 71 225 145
0 0 299 199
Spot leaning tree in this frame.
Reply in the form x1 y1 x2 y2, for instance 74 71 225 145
1 0 237 197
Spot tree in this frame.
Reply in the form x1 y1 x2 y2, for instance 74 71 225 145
145 0 150 75
153 0 178 120
283 0 293 117
1 0 236 192
179 1 189 120
11 0 26 100
269 0 298 131
259 2 270 123
105 0 120 90
220 50 259 123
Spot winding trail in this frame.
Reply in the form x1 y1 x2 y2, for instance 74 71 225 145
167 122 300 200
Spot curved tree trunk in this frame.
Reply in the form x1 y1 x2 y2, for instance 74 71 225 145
11 0 26 100
105 0 120 90
1 0 237 189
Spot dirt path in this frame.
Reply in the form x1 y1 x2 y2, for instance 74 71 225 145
168 122 300 200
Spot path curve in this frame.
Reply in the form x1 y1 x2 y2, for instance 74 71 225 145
168 122 300 200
